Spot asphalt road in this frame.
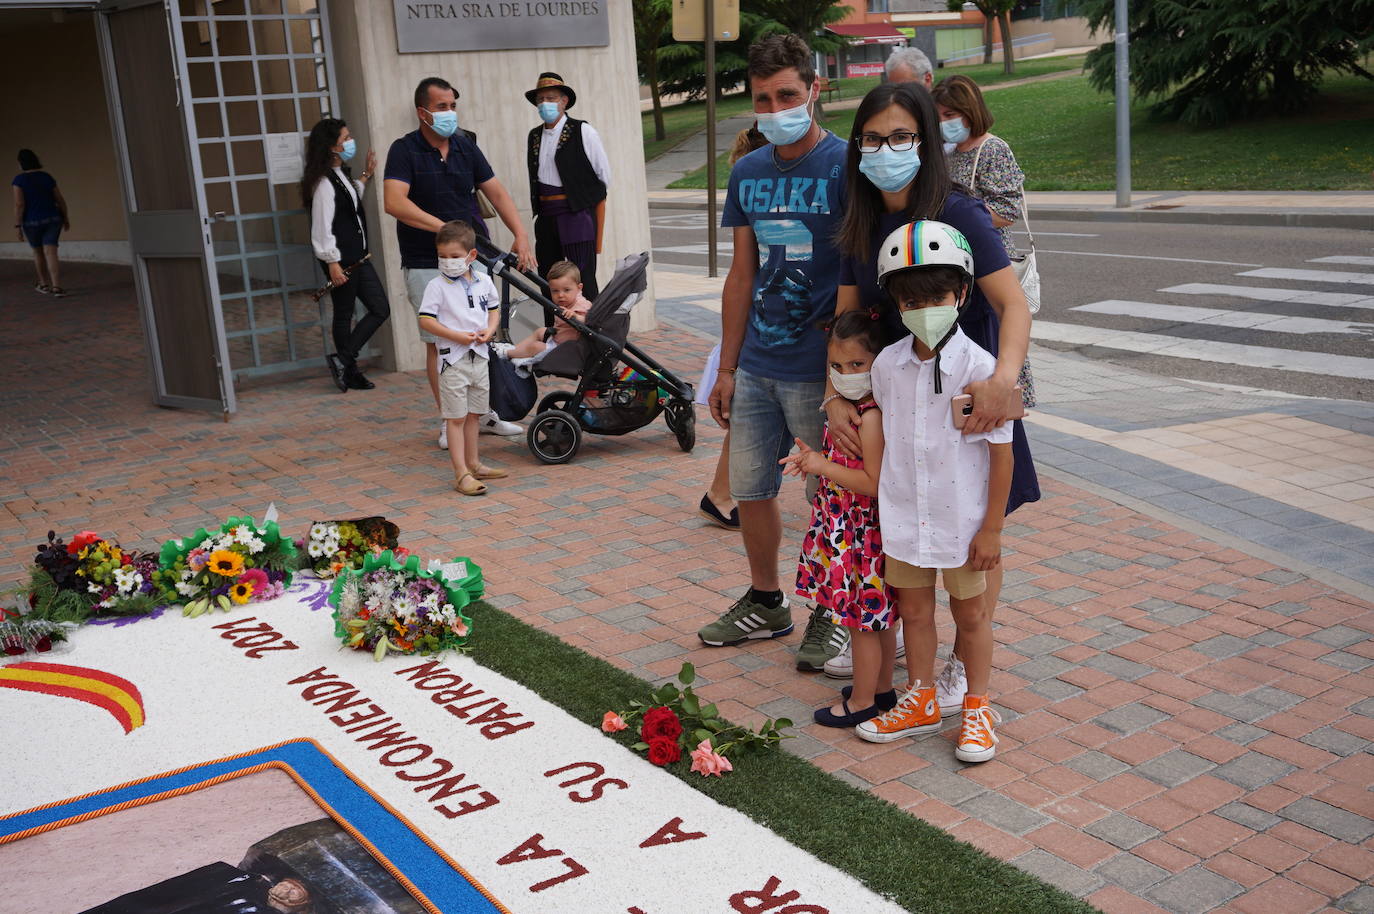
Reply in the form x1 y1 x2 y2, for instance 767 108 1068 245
649 208 1374 401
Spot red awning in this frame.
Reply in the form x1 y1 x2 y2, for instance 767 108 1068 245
827 23 908 45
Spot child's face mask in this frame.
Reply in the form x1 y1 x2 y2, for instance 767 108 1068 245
438 253 472 278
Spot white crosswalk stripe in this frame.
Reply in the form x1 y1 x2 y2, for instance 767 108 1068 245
1159 283 1374 311
1071 300 1374 336
1309 256 1374 266
1031 321 1374 381
1238 267 1374 286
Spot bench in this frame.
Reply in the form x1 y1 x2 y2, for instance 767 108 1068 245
816 76 839 102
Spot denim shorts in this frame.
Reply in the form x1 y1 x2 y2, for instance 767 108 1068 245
22 218 61 248
728 367 825 502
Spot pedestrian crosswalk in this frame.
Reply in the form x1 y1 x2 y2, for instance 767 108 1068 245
1035 252 1374 388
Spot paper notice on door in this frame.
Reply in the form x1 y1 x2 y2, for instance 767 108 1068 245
265 133 304 185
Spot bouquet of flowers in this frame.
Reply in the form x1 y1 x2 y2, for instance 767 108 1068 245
330 551 481 661
300 517 403 579
1 606 67 655
19 530 162 623
601 663 791 777
156 516 296 616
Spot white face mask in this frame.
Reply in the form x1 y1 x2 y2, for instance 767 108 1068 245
829 367 872 401
438 256 471 278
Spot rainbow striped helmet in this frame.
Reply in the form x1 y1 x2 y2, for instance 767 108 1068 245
876 220 975 287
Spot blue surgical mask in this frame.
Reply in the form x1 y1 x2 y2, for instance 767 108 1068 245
940 117 970 145
339 138 356 161
755 98 813 147
427 109 458 138
538 101 561 124
858 146 921 193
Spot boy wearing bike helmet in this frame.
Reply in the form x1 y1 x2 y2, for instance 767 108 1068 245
856 220 1012 764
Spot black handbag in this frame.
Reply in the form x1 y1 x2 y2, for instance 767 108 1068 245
488 355 537 421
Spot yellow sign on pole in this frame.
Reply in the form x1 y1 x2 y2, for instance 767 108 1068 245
671 0 738 42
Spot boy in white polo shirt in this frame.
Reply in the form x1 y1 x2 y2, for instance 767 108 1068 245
856 221 1012 764
418 220 508 496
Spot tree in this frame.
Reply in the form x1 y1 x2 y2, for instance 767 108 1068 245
654 9 786 102
633 0 673 141
947 0 1017 74
747 0 852 56
1077 0 1374 127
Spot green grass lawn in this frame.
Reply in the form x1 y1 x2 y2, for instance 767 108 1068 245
467 599 1095 914
668 71 1374 191
643 55 1087 163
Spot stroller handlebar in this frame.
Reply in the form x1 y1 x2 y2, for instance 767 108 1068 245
474 235 550 295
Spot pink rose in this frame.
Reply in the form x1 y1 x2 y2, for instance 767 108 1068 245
689 739 733 777
601 711 627 733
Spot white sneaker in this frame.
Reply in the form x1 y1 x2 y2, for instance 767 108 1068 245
823 620 906 678
935 652 968 718
479 412 522 436
438 421 448 450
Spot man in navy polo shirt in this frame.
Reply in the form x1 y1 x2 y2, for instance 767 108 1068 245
384 76 535 446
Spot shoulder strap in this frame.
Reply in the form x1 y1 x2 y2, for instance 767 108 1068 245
970 138 985 188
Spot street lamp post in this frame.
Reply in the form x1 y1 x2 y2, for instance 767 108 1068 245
1114 0 1131 208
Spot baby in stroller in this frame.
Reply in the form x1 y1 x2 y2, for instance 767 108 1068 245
492 260 591 372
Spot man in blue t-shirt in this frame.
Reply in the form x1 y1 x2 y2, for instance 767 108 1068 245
697 35 850 671
383 76 534 444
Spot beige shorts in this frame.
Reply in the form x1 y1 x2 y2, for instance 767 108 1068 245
884 556 987 599
438 353 490 419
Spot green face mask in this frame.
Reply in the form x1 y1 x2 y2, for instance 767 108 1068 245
900 305 959 350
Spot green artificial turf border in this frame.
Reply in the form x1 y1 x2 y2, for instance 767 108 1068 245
466 600 1096 914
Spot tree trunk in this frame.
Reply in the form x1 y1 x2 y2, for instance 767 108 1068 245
648 52 665 142
982 11 995 65
1000 11 1015 75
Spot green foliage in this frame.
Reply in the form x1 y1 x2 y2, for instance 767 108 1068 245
19 566 90 624
1077 0 1374 126
655 8 786 100
747 0 853 54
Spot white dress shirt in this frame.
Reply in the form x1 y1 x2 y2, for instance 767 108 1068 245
871 327 1013 568
537 114 612 188
309 166 365 263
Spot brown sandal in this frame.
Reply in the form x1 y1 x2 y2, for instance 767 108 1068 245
455 472 487 496
468 463 508 479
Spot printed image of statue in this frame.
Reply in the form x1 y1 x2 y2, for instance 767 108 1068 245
80 818 425 914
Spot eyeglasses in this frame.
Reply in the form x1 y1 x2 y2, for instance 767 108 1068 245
855 132 920 154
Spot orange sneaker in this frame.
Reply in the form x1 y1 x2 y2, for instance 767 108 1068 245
954 694 1002 763
855 681 942 743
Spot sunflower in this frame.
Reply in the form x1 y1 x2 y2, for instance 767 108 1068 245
208 549 245 577
230 580 255 604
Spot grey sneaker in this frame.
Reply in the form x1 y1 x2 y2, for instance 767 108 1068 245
935 651 968 718
795 606 850 672
698 592 793 646
824 620 906 678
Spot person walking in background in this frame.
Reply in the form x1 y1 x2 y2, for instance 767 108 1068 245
526 73 610 300
303 118 389 393
883 47 934 90
12 149 69 297
384 76 532 448
934 74 1036 407
696 122 767 532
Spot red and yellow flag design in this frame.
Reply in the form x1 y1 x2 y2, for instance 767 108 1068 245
0 661 145 733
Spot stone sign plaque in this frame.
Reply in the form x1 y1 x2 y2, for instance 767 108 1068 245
393 1 609 53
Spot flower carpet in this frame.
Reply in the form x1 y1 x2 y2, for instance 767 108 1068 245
0 579 909 914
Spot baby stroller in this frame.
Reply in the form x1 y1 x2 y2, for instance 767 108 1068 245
476 244 696 464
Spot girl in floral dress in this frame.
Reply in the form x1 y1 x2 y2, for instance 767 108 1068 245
780 311 898 728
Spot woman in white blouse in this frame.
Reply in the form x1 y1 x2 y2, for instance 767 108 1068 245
302 118 390 391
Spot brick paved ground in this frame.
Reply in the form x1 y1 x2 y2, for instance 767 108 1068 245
3 259 1372 914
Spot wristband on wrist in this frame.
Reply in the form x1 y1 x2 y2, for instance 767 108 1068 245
717 366 736 374
819 393 843 411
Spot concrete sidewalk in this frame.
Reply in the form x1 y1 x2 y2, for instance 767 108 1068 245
3 259 1372 914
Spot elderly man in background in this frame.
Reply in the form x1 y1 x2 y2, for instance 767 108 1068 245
884 46 934 89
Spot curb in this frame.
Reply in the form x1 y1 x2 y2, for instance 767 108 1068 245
648 197 1373 230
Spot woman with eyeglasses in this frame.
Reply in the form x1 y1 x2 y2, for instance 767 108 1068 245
823 81 1040 709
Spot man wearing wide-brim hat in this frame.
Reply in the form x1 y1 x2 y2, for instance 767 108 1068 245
525 72 610 298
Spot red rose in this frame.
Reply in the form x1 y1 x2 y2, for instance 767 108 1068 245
646 737 681 766
641 706 683 743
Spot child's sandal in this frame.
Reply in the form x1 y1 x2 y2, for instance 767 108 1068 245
455 472 487 496
468 463 507 479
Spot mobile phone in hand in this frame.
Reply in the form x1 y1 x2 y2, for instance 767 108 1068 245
952 389 1026 428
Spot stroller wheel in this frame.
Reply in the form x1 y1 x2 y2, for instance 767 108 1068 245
666 398 696 453
538 391 577 414
528 409 582 464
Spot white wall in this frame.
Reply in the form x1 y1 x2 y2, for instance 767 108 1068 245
327 0 654 372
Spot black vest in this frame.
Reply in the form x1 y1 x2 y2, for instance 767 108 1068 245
527 117 607 215
324 168 367 264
